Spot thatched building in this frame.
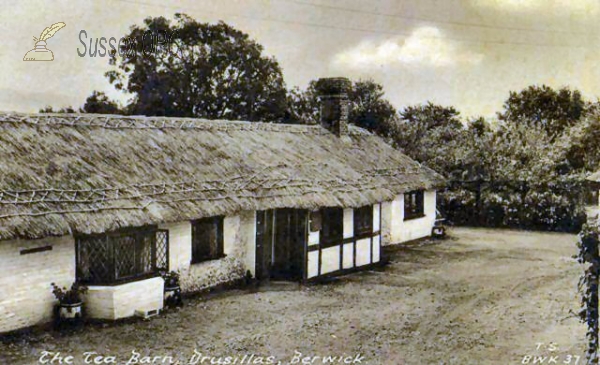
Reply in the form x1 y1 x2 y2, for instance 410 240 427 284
0 77 443 332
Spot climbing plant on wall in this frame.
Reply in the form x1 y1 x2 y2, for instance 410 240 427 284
577 223 600 364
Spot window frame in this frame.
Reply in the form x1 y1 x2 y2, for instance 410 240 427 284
404 190 425 221
75 226 160 286
320 207 344 248
353 205 374 238
191 216 225 264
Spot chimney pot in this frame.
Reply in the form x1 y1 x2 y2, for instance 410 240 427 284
315 77 351 137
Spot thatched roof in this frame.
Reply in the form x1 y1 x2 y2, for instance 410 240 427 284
0 112 444 240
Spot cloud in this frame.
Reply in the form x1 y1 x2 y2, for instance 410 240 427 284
471 0 599 13
332 27 483 70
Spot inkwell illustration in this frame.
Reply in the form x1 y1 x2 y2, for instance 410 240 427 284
23 22 66 61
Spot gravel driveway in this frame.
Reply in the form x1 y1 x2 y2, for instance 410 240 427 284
0 227 586 365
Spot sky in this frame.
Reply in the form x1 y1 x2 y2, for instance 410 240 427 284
1 0 600 119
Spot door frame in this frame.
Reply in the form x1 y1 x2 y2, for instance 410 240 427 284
255 209 308 281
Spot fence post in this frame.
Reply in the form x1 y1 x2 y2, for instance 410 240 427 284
476 180 483 225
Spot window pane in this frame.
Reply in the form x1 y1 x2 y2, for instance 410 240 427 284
115 235 137 280
138 234 154 274
354 205 373 236
77 235 112 283
321 208 343 244
404 191 425 220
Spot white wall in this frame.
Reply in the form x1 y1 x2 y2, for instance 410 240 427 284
343 208 353 239
0 236 75 333
381 202 392 245
384 190 437 245
84 277 164 320
239 211 257 277
320 246 340 274
0 212 258 333
159 212 255 293
306 205 382 279
159 221 192 271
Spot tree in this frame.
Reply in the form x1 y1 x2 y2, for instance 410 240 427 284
498 85 586 137
286 79 397 133
400 102 463 131
81 91 122 114
106 14 288 121
39 91 122 115
348 80 397 135
392 102 465 176
284 83 319 124
467 116 490 138
39 106 76 113
555 111 600 173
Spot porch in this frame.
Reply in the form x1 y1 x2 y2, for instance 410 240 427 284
255 205 383 282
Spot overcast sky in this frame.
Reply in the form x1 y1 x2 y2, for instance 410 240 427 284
2 0 599 119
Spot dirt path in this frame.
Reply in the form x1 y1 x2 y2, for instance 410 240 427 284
0 228 586 365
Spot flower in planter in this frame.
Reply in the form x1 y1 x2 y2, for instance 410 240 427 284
160 271 181 288
160 271 183 308
50 282 88 305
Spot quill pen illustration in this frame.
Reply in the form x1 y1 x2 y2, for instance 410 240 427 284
33 22 66 42
24 22 66 61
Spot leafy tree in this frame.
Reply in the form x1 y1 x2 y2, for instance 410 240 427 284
39 91 122 114
400 102 463 131
286 79 397 133
392 102 465 177
39 106 76 113
467 116 490 137
106 14 287 121
81 91 122 114
348 80 396 135
284 83 319 124
498 85 586 136
485 122 558 184
555 111 600 173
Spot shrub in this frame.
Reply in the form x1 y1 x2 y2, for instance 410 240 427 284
439 186 586 233
50 282 88 305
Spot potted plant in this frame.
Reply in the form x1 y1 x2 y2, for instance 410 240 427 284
161 271 182 307
51 282 87 320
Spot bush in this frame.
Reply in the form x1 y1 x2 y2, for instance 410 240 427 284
577 223 600 363
439 187 586 233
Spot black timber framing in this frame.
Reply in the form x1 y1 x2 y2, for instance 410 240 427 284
305 204 383 282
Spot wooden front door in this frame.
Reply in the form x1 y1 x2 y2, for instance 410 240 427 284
255 209 307 281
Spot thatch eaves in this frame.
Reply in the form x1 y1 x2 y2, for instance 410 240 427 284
0 112 445 240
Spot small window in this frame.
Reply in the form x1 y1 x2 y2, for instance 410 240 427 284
321 207 343 245
404 191 425 220
191 216 224 264
309 210 322 232
354 205 373 237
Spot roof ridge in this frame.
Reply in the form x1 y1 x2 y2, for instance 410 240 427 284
0 112 326 134
0 112 374 135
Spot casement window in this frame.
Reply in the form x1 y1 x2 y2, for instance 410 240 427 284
320 207 343 246
191 216 224 264
354 205 373 237
404 190 425 220
76 227 168 285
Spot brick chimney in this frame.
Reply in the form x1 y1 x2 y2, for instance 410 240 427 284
315 77 351 137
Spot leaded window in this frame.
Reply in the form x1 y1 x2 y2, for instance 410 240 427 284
76 226 165 285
